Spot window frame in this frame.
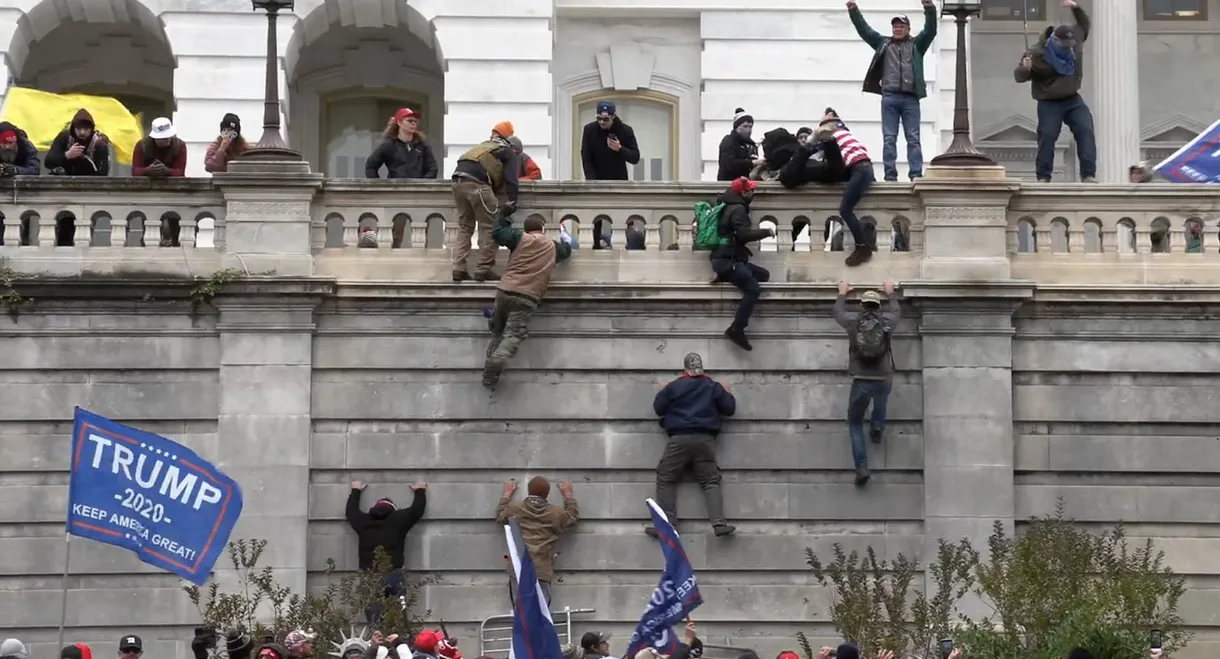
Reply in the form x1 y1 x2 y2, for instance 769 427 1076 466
979 0 1047 21
318 87 433 178
570 89 680 181
1142 0 1208 20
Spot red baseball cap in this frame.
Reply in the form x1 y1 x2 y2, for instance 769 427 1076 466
731 177 759 196
414 631 440 653
394 108 418 122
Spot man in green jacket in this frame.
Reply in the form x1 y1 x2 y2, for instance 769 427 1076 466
846 0 938 182
1014 0 1094 183
483 212 573 388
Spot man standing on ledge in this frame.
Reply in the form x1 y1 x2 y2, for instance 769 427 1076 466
1014 0 1094 183
483 213 573 388
452 122 520 283
847 0 938 182
580 100 640 181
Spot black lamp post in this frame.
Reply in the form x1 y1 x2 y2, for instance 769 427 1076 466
242 0 301 160
929 0 996 168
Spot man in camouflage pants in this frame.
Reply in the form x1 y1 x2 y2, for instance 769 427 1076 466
484 211 572 388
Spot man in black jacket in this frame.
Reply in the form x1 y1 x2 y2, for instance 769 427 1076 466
579 100 641 180
346 478 427 622
650 352 737 538
716 108 762 181
710 177 775 351
45 109 110 177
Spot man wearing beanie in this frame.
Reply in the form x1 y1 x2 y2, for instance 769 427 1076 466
846 0 938 182
717 108 763 181
651 352 738 538
483 208 572 388
709 176 775 350
451 122 521 283
346 478 427 621
205 113 248 173
1014 0 1095 183
579 99 640 181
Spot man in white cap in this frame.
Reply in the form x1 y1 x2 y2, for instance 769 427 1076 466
1 638 29 659
834 280 899 486
133 117 186 178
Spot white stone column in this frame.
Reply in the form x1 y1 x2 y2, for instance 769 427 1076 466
1089 2 1140 182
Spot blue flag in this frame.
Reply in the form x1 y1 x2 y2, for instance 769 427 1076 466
67 408 244 585
624 499 704 659
504 519 564 659
1154 117 1220 183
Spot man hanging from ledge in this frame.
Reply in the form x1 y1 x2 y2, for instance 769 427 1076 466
346 479 428 623
451 122 521 283
483 212 573 389
495 476 579 604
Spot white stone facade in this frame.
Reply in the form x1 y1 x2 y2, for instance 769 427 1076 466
0 0 1204 182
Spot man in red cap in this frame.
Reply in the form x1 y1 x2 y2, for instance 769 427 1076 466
347 479 428 623
365 107 439 181
411 631 441 659
0 121 41 177
708 176 775 351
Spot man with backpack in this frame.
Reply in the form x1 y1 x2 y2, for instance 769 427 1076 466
834 279 899 486
695 177 776 351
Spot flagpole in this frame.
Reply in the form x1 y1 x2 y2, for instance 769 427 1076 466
57 533 72 649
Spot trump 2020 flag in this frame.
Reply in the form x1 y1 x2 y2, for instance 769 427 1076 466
624 499 704 659
67 408 244 585
504 518 564 659
1154 117 1220 183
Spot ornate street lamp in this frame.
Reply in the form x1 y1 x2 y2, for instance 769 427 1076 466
929 0 996 168
242 0 301 160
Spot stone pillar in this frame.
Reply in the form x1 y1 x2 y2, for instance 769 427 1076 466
213 160 323 276
1089 2 1140 182
213 288 325 595
914 176 1018 281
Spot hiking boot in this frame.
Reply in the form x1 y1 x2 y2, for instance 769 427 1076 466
482 358 505 388
870 427 883 444
644 527 659 539
713 524 737 537
855 468 871 486
473 271 501 282
844 245 873 267
724 327 753 351
452 270 471 282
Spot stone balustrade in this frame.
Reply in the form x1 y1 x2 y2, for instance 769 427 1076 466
2 174 1218 285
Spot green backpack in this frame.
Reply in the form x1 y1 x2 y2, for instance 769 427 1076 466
693 201 728 251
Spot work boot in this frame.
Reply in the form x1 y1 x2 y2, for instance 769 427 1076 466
854 467 871 486
482 358 505 389
724 327 753 351
452 270 471 282
473 271 501 282
870 427 883 444
713 524 737 537
844 244 873 267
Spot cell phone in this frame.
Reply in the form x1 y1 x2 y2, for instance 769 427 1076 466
608 133 618 141
939 639 954 658
1150 630 1162 650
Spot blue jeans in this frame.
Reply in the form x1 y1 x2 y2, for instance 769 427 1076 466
1035 95 1097 181
712 260 770 331
880 92 922 181
840 163 875 249
847 379 892 470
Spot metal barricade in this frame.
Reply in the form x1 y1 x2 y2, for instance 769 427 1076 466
479 607 597 658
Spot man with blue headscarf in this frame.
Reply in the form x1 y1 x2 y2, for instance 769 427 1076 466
1014 0 1094 183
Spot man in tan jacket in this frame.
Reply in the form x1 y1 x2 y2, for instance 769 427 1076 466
496 476 579 605
483 211 573 388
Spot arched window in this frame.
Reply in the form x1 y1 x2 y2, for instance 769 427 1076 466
572 91 678 181
322 92 430 178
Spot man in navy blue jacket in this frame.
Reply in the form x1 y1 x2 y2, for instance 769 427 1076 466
650 353 738 538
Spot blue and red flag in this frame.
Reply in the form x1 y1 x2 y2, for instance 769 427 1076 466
505 518 564 659
623 499 704 659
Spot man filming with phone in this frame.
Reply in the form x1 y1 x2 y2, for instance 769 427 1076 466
579 100 641 181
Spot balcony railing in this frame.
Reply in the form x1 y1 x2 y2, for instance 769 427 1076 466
1 176 1217 285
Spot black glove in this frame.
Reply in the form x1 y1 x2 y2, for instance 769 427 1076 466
501 201 517 216
0 163 16 177
226 629 253 659
687 638 704 659
192 628 219 659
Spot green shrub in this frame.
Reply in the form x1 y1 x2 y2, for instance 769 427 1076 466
183 539 439 647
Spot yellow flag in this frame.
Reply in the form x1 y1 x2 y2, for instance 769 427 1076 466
0 87 144 165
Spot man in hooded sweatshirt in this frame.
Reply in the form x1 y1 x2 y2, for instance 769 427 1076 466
709 177 776 351
651 353 738 538
579 100 640 180
495 475 579 604
0 122 41 177
45 109 110 176
346 479 427 622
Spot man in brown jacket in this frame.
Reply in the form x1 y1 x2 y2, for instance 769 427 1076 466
483 211 573 388
495 476 579 604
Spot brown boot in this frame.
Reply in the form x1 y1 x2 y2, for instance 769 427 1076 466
452 270 471 282
473 271 501 282
844 245 873 267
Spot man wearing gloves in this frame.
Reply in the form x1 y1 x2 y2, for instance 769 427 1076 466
483 212 573 388
346 479 427 622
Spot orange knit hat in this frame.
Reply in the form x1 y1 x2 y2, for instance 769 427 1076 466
492 121 514 138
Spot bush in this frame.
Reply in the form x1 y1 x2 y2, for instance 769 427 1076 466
802 506 1189 659
183 539 439 647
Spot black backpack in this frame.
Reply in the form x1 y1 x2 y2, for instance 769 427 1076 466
853 311 890 364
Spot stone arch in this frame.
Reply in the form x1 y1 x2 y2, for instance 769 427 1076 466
1083 218 1102 253
1049 216 1069 253
284 0 445 176
4 0 176 176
